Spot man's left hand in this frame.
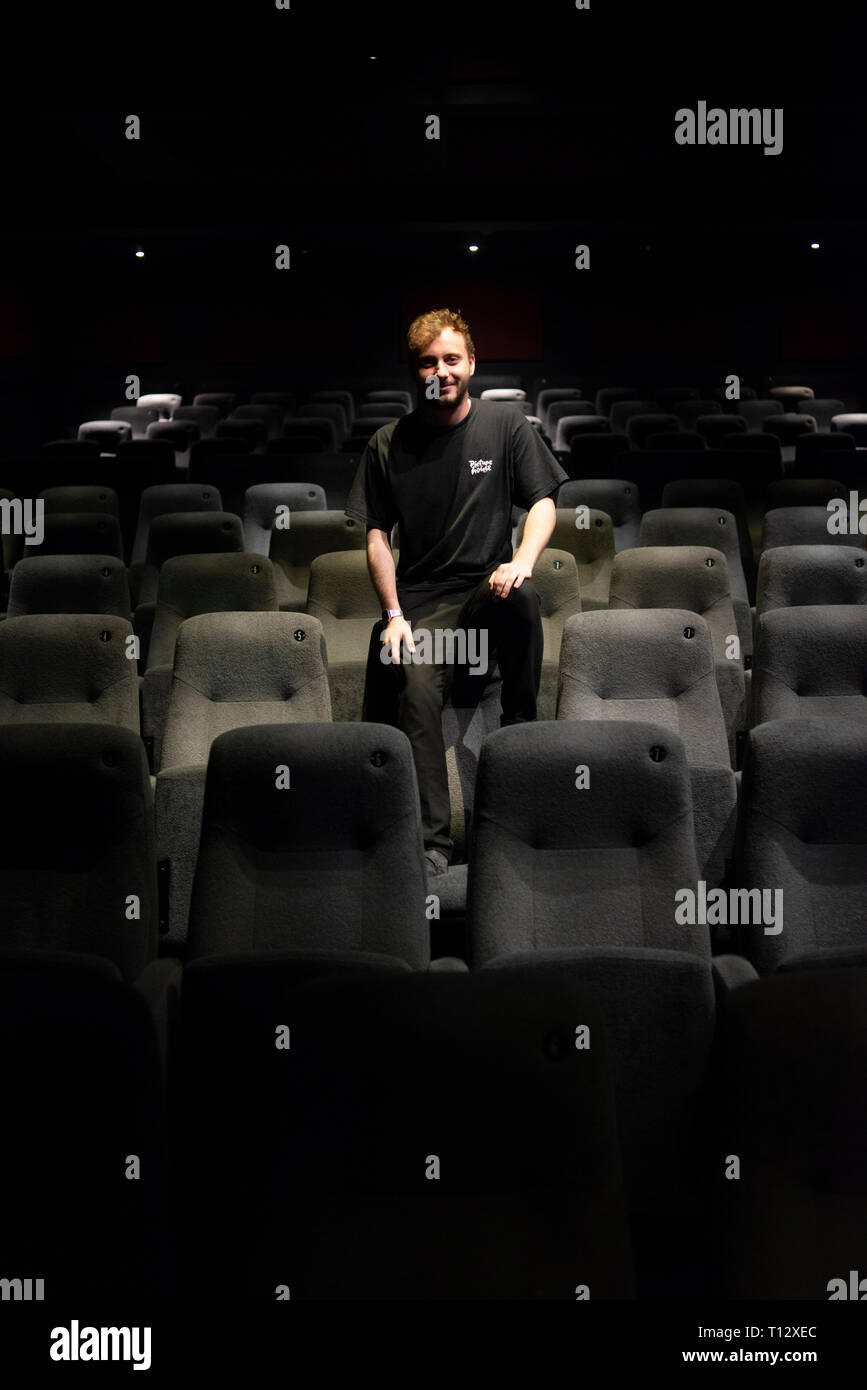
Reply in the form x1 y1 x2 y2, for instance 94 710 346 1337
488 557 533 599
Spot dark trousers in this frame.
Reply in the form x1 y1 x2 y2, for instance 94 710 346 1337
362 577 544 859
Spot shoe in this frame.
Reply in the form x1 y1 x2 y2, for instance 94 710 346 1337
424 848 450 876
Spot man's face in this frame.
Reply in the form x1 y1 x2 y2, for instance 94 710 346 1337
414 327 475 406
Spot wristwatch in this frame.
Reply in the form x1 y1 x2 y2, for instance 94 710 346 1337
382 607 403 622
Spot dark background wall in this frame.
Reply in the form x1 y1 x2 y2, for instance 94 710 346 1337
2 3 864 449
3 233 861 451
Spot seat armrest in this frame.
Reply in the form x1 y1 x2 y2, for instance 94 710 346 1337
133 956 183 1074
428 956 470 973
712 953 759 996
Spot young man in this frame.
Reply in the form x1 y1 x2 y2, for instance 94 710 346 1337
345 308 568 875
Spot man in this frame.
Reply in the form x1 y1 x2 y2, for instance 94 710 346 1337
345 308 568 875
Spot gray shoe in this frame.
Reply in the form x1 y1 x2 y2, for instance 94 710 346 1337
424 848 450 876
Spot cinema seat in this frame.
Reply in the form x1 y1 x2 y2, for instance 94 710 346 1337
0 613 139 733
306 550 382 721
268 510 367 609
557 610 737 885
6 554 132 621
310 388 354 425
242 482 327 554
610 400 655 434
755 544 867 616
39 484 119 518
638 508 751 658
25 512 124 561
764 478 847 511
0 724 157 980
626 414 680 449
486 947 720 1297
131 483 225 566
264 450 360 510
718 967 867 1297
141 553 279 763
735 399 783 431
735 718 867 973
557 479 641 552
761 505 865 553
186 722 431 967
0 950 172 1299
155 611 332 950
515 508 614 610
795 398 847 432
567 433 628 479
696 414 748 448
660 479 754 595
608 546 746 751
467 720 711 964
174 965 635 1298
532 547 584 720
751 606 867 729
129 510 245 608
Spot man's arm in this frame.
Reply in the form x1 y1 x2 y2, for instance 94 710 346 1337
367 527 416 662
488 495 556 598
367 527 400 611
514 495 556 569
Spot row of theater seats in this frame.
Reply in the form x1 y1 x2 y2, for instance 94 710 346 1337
83 382 867 453
45 415 867 466
6 430 861 592
550 436 867 494
64 375 867 490
7 468 866 592
98 382 847 426
1 717 865 1298
2 443 361 522
519 382 861 447
541 402 866 454
4 456 865 599
66 408 867 477
2 573 867 970
89 388 420 456
3 499 865 723
3 533 865 728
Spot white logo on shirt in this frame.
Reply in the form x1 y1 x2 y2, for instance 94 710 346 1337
469 458 493 475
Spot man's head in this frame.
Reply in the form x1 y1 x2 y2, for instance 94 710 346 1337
407 308 475 416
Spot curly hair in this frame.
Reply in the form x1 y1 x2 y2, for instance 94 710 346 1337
407 308 475 368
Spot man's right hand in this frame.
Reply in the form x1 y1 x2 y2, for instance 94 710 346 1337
380 616 416 665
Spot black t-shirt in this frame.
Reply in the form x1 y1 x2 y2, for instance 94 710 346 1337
345 397 568 602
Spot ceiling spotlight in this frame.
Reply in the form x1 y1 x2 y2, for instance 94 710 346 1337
134 249 145 258
810 241 820 250
468 244 479 253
